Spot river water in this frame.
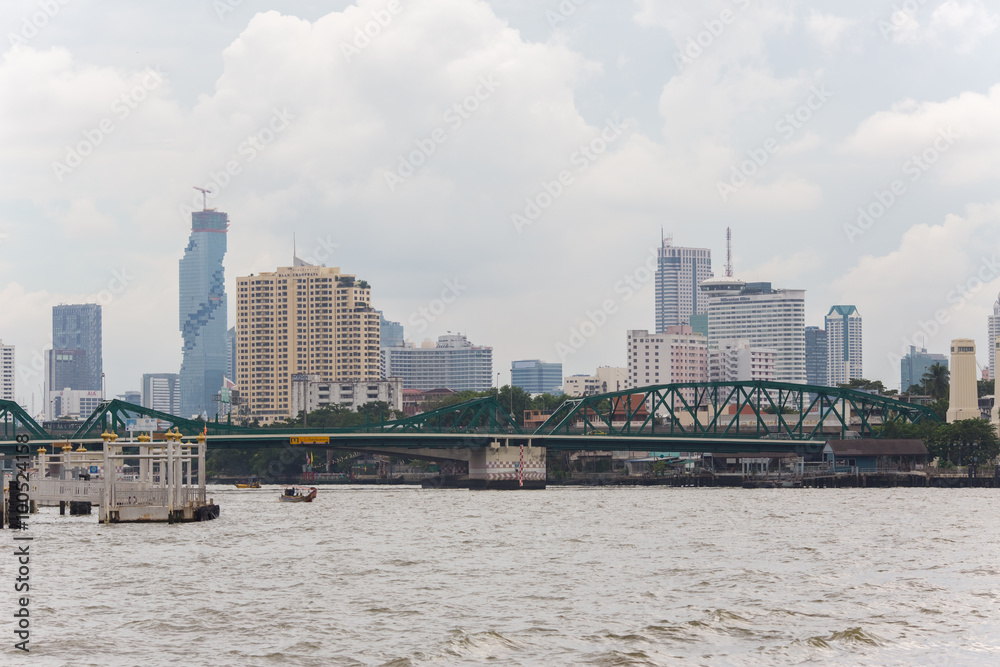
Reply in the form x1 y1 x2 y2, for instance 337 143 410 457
5 486 1000 665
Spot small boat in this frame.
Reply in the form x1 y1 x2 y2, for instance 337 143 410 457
279 486 317 503
235 477 261 489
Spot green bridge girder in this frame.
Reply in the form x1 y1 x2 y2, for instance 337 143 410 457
0 383 938 450
533 380 940 441
0 399 48 440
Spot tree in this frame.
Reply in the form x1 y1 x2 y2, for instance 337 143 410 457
928 419 1000 467
839 378 887 394
978 379 995 398
921 363 949 400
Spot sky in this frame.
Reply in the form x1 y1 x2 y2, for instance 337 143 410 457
2 0 1000 412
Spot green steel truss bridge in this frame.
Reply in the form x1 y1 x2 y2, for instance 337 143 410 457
1 382 938 457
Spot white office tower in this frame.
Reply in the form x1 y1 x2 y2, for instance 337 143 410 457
0 341 13 402
700 279 806 384
825 306 863 386
947 339 979 423
654 236 713 332
988 295 1000 379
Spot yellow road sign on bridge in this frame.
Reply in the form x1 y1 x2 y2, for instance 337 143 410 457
290 436 330 445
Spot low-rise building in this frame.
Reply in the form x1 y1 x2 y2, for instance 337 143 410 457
564 366 627 397
290 376 403 416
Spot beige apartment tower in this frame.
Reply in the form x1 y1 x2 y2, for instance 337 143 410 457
235 265 380 423
946 338 979 423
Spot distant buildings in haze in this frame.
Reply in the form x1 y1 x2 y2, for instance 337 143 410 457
900 347 948 393
511 360 563 394
142 373 181 415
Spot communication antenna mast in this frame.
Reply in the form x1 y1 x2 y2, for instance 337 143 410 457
193 186 211 211
725 227 734 278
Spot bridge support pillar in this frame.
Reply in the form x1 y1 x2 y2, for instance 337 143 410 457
468 440 546 489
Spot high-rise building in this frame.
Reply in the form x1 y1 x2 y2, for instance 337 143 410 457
709 339 777 383
947 339 978 422
654 236 713 332
900 346 948 393
805 327 828 387
825 305 863 386
48 304 102 391
0 340 13 402
383 334 493 391
235 264 381 423
511 360 563 394
700 279 806 383
988 296 1000 379
142 373 181 415
179 209 229 418
226 326 237 382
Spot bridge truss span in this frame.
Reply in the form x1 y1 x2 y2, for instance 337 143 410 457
533 381 939 441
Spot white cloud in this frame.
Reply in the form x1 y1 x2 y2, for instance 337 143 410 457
805 11 855 53
834 203 1000 386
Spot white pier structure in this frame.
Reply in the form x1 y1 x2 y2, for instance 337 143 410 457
29 430 218 523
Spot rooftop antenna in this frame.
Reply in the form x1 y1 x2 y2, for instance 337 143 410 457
193 186 211 211
725 227 734 278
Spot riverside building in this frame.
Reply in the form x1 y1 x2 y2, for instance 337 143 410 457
235 264 381 423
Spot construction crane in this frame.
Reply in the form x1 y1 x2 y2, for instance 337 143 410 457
193 186 212 211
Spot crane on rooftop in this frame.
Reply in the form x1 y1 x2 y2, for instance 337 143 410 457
193 186 213 211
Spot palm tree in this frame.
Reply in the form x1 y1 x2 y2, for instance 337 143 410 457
921 363 950 400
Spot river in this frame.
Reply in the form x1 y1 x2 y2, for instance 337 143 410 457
6 486 1000 665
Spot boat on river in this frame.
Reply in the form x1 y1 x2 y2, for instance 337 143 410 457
279 486 317 503
235 477 261 489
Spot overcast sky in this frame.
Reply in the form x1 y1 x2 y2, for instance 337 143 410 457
2 0 1000 410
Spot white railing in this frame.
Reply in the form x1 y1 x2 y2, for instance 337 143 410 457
29 479 104 504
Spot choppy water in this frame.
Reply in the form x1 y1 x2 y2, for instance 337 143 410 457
4 486 1000 665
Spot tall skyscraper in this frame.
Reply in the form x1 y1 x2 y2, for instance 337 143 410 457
701 279 806 383
384 334 493 391
225 327 237 381
805 326 828 387
900 346 948 393
47 303 103 395
988 295 1000 379
825 305 863 386
179 208 228 418
235 264 381 423
511 360 563 394
0 340 14 402
142 373 181 415
654 236 713 332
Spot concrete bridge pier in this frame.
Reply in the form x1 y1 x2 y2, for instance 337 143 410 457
468 439 546 490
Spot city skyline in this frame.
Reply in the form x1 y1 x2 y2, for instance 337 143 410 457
3 1 1000 406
